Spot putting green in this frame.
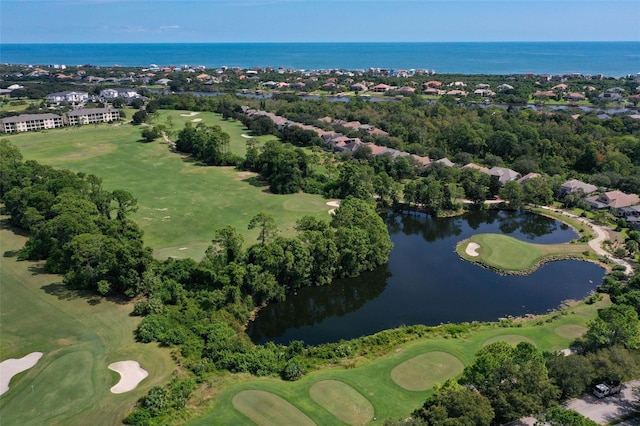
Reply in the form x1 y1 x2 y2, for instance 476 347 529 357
554 324 587 339
483 335 537 347
391 352 464 391
309 380 374 425
232 390 315 426
457 233 590 272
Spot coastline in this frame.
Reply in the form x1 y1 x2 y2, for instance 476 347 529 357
2 41 638 76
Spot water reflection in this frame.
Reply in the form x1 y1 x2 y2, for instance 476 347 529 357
248 210 604 346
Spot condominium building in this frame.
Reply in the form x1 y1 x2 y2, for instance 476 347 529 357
1 113 65 133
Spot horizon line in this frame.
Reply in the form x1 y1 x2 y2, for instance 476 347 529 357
3 40 639 45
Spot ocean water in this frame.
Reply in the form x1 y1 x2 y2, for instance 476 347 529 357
1 42 639 76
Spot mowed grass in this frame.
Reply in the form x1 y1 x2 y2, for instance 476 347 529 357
0 220 175 425
390 352 464 391
189 296 610 425
5 112 331 259
309 380 374 425
232 390 315 426
458 233 591 272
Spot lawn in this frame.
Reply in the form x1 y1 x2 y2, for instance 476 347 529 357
457 233 591 272
5 112 332 259
188 297 609 425
0 219 176 425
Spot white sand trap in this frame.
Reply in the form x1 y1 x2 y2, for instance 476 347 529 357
326 200 340 215
108 361 148 394
179 112 199 117
466 242 481 257
241 134 253 138
0 352 43 395
191 118 202 122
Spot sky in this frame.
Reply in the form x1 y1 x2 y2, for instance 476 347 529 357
1 0 639 44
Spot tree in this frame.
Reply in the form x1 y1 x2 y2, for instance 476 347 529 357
413 380 494 426
248 212 278 246
132 109 148 125
500 180 525 208
537 406 598 426
111 189 138 220
460 341 559 424
205 225 244 266
582 304 640 350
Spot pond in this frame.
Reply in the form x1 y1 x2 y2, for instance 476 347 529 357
247 210 606 346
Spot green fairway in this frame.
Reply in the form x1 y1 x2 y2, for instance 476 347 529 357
5 112 331 259
0 220 176 425
232 390 316 426
309 380 374 425
457 233 591 273
188 296 609 425
483 334 537 347
390 352 464 391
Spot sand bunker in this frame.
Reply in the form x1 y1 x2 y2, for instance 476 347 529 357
241 134 253 138
179 112 199 117
0 352 43 395
327 200 340 215
191 118 202 122
108 361 148 394
465 242 480 257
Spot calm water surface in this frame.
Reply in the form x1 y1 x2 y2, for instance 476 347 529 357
248 210 605 345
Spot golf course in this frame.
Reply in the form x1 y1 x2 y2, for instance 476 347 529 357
187 298 604 425
457 233 593 273
0 111 616 425
0 218 176 425
4 110 332 260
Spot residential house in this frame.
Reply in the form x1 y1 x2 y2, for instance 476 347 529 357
496 84 514 91
517 173 541 185
447 90 468 97
155 78 172 86
350 83 368 92
397 86 416 95
533 91 556 100
566 93 586 101
99 88 140 100
488 167 519 185
67 107 120 125
46 91 89 104
462 163 490 174
585 190 640 210
473 89 495 97
372 84 392 93
560 179 597 197
434 158 455 167
424 81 443 88
616 205 640 230
423 88 441 96
1 113 64 133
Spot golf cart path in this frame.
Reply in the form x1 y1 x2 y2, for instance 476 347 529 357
540 207 633 275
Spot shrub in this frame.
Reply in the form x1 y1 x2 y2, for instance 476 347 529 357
282 362 303 381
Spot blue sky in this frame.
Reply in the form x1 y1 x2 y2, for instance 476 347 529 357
2 0 639 43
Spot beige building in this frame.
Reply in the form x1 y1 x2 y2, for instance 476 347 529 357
1 113 65 133
67 108 120 125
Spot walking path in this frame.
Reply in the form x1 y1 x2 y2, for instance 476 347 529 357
540 206 633 275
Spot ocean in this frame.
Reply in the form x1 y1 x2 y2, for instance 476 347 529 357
1 42 639 76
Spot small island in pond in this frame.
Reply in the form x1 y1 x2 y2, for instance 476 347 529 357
457 233 592 274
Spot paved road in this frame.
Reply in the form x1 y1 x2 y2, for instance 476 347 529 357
540 206 634 275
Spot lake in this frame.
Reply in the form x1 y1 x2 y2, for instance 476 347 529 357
248 210 605 346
